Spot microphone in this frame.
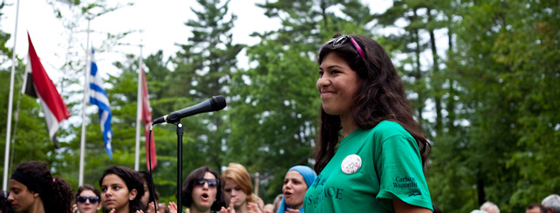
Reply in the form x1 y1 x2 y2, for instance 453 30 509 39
152 95 226 125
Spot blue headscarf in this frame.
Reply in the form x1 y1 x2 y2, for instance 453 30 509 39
277 165 317 213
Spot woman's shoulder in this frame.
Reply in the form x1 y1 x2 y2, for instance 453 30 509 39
370 120 406 133
366 120 412 140
375 120 403 128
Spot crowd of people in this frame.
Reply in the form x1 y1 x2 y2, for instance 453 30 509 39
0 160 559 213
0 161 315 213
0 33 555 213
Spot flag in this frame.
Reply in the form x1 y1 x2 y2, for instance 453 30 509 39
141 68 157 170
22 33 70 148
89 48 113 159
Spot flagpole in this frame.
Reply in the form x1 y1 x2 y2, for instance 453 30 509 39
79 16 92 186
3 0 20 191
134 43 143 171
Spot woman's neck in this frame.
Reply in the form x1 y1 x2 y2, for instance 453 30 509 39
190 204 211 213
235 203 248 213
340 113 358 137
29 198 45 213
114 203 131 213
289 203 303 210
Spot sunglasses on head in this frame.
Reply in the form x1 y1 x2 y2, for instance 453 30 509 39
324 35 365 59
77 196 100 204
195 178 219 188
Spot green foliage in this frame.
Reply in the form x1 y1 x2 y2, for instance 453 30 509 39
427 0 560 212
228 38 320 201
493 0 560 209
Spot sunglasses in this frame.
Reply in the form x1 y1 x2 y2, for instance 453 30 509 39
195 178 220 188
77 196 100 204
324 35 365 59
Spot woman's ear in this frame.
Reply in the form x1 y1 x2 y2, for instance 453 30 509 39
129 189 138 201
96 202 102 210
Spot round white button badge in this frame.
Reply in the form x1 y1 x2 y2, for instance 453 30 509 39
341 154 362 174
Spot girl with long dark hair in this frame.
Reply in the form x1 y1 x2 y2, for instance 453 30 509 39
305 34 433 213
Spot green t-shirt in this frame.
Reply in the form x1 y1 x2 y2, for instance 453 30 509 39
304 120 433 213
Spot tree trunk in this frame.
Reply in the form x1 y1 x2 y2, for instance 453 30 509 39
413 8 424 126
427 8 443 136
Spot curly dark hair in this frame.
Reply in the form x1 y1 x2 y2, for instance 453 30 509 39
181 166 225 211
13 161 74 213
314 33 431 173
0 190 15 213
99 166 145 213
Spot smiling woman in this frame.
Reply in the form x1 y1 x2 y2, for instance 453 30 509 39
307 33 433 213
98 166 145 213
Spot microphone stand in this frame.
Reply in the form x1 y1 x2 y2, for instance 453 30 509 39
174 121 183 211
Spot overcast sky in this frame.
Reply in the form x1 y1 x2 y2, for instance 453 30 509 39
1 0 393 77
0 0 288 80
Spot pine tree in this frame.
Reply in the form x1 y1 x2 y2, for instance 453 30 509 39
173 0 244 173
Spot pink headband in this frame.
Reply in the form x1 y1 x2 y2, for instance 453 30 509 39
349 37 365 59
323 35 365 60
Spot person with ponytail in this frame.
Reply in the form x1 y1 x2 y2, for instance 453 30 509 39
7 161 74 213
305 34 433 213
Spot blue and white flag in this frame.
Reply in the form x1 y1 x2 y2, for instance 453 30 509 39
89 48 113 159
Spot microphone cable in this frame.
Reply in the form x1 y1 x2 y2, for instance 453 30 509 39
147 125 159 212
